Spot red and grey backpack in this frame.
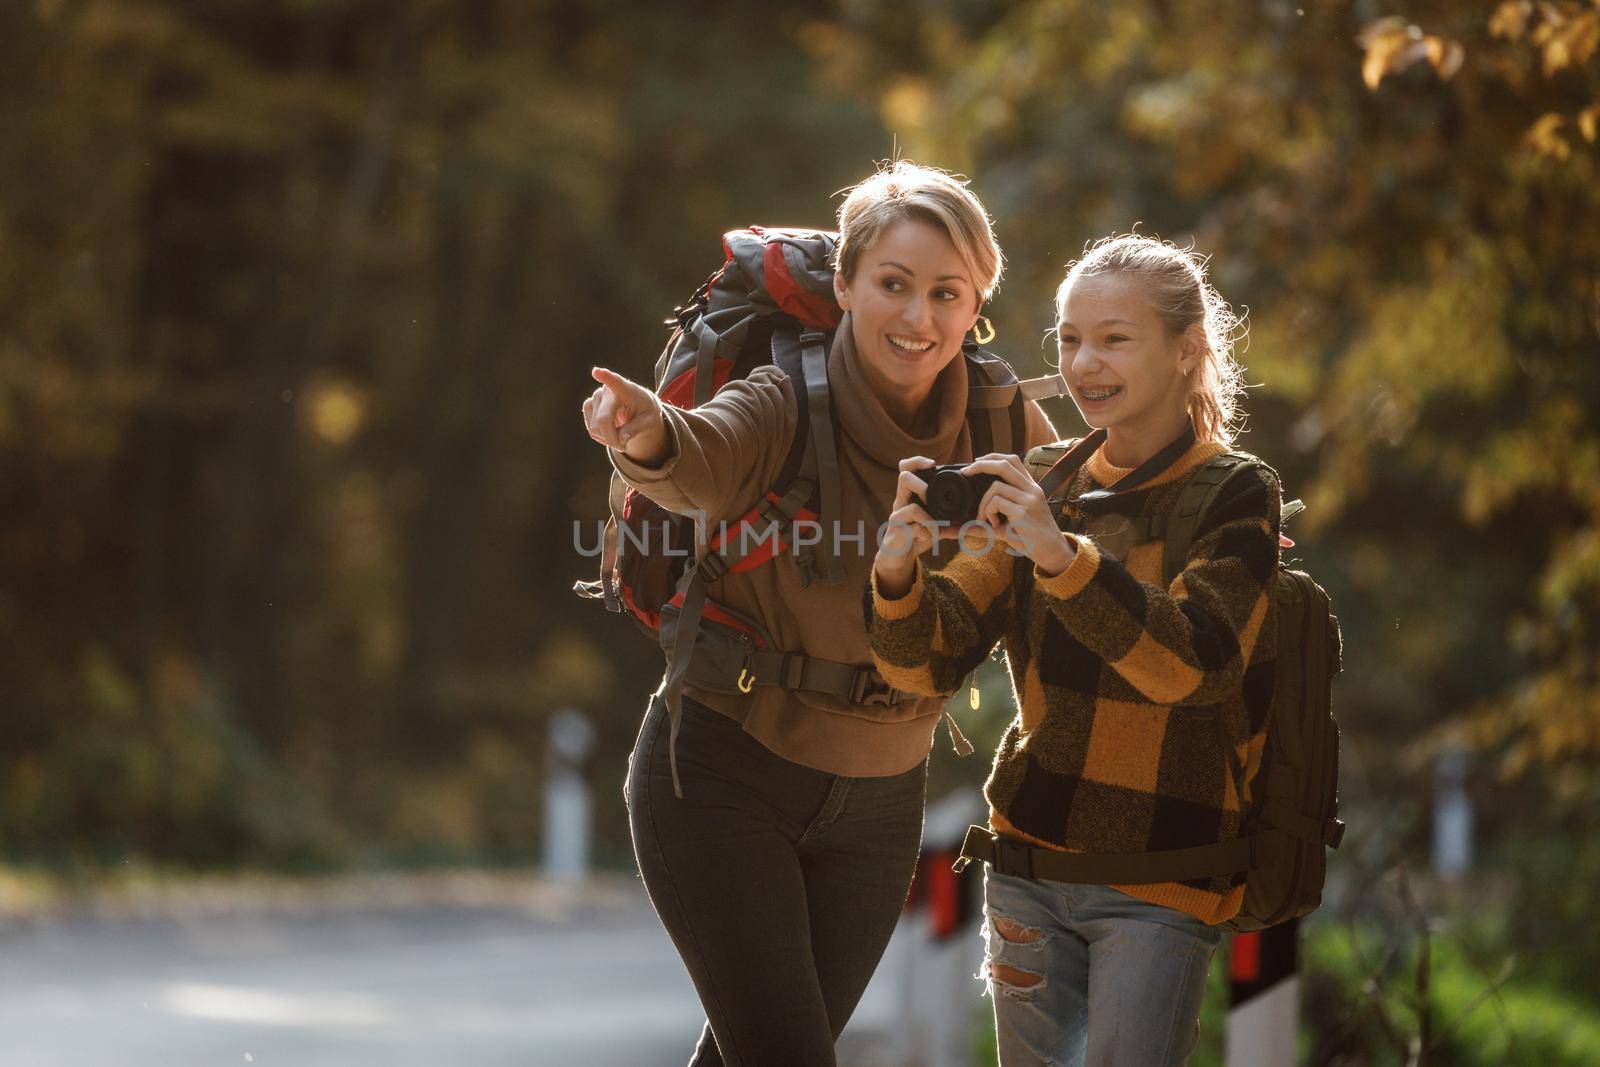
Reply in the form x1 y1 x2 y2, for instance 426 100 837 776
574 227 1067 795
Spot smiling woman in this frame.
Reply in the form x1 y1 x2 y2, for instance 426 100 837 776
833 218 983 431
830 169 1001 431
578 161 1058 1066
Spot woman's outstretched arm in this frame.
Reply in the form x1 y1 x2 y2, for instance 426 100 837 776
582 363 796 524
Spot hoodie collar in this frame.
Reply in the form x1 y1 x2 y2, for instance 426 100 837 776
828 312 970 467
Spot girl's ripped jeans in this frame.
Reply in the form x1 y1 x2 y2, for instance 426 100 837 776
982 867 1222 1067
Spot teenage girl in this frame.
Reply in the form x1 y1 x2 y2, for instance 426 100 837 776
581 163 1057 1067
868 234 1280 1066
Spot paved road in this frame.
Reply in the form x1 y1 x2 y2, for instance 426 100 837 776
0 876 916 1067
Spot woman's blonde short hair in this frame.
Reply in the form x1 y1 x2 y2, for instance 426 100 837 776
1058 234 1248 446
834 161 1003 305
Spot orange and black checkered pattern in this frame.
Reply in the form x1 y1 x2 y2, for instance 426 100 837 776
866 440 1281 925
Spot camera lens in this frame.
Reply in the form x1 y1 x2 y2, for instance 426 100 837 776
925 470 978 523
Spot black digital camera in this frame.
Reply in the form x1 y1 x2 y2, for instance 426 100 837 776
915 464 1001 525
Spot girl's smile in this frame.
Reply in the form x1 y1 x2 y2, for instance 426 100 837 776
1057 273 1200 466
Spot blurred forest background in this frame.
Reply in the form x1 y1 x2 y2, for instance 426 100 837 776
3 0 1599 1061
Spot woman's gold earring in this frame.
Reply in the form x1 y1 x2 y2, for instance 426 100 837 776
972 316 996 345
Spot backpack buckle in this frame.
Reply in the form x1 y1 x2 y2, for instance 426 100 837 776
695 551 731 583
779 652 806 691
994 837 1034 879
850 671 901 706
795 549 816 588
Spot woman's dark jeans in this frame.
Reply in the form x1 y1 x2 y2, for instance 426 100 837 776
627 692 927 1067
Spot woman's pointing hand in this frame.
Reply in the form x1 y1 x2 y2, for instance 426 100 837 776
583 367 670 465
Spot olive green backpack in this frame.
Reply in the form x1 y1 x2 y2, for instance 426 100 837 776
1018 440 1345 931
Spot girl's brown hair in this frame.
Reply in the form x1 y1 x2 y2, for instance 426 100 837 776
1058 234 1248 445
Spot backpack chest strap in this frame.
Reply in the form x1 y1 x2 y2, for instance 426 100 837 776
967 372 1070 409
1062 511 1169 543
742 648 908 706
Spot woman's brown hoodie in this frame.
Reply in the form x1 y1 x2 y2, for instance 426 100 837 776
609 315 1058 776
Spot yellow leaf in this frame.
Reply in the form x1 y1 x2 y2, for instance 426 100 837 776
1528 111 1572 159
1572 12 1600 66
1425 36 1466 79
1360 18 1419 90
1580 103 1600 143
1362 44 1394 90
1544 32 1572 74
1489 0 1533 41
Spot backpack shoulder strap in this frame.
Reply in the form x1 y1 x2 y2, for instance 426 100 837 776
963 343 1068 457
1024 439 1080 483
770 325 841 585
769 326 813 495
1160 451 1275 586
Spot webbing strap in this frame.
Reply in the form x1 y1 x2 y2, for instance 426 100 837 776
658 569 707 799
574 474 629 610
1020 373 1070 401
1037 430 1109 502
1160 453 1259 586
984 405 1013 457
745 649 907 705
1071 425 1198 506
954 825 1259 884
967 372 1070 408
600 473 627 611
692 476 817 584
1263 798 1345 848
655 468 820 799
684 306 762 408
692 319 719 407
800 330 843 585
962 348 1067 459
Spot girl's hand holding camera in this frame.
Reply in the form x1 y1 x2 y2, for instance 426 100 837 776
961 453 1078 577
874 457 958 598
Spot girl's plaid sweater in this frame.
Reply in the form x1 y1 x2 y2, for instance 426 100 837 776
866 439 1281 924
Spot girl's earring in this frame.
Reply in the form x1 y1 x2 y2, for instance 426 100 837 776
971 316 996 345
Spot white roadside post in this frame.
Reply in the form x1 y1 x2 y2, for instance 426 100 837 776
1433 741 1473 880
1226 919 1301 1067
542 707 597 884
884 789 987 1067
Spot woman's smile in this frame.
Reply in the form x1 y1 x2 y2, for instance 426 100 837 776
885 332 937 360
